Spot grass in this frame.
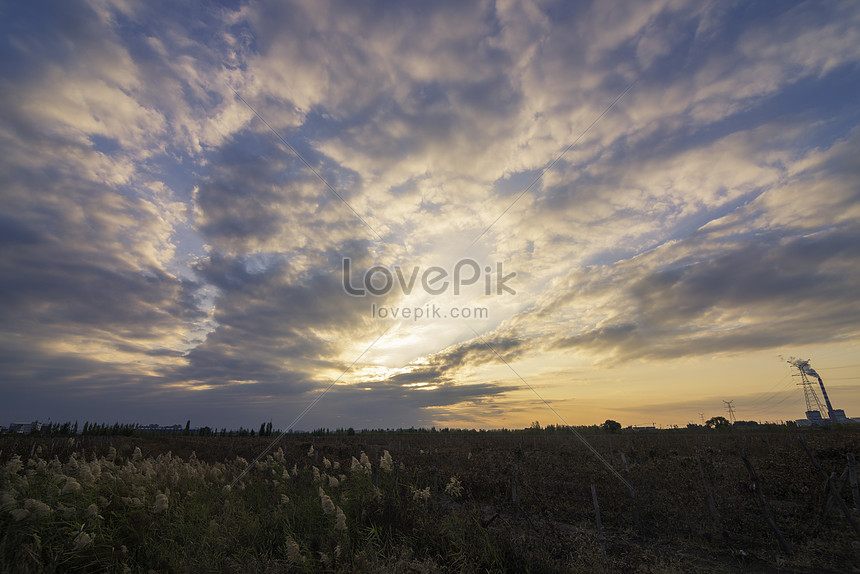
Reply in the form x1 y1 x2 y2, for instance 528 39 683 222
1 428 859 572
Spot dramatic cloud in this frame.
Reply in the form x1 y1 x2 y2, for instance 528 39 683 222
2 0 859 430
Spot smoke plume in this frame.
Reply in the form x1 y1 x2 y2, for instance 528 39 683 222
788 357 819 378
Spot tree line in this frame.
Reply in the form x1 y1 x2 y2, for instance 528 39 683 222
6 418 796 437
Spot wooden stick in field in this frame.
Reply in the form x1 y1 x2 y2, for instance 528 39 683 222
696 453 724 541
848 453 860 510
741 450 792 554
591 484 609 572
797 435 860 538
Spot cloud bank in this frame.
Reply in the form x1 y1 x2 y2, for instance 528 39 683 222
2 0 859 428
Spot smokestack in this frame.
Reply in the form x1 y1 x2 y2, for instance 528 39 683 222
816 375 835 420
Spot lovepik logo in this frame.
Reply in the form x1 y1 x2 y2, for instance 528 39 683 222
342 258 516 297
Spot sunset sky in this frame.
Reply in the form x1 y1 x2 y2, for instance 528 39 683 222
2 0 859 431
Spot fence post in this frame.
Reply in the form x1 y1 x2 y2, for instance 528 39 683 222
798 435 860 538
821 468 849 524
591 484 609 572
741 450 792 554
848 453 860 510
696 454 724 540
621 453 641 533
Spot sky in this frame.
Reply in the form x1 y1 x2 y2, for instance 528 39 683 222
1 0 859 431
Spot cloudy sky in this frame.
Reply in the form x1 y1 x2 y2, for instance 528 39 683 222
2 0 859 431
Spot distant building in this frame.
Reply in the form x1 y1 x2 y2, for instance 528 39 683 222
139 423 199 434
626 425 656 432
791 360 858 426
830 409 852 423
8 421 42 434
796 409 859 426
140 424 182 434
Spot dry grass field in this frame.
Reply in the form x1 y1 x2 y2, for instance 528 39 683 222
2 427 859 572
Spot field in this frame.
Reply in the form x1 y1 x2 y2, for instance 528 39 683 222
2 428 860 573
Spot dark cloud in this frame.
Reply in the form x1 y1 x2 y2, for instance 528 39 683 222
552 228 860 362
316 379 518 430
2 0 860 430
0 214 43 246
195 133 315 250
384 335 528 390
178 253 373 385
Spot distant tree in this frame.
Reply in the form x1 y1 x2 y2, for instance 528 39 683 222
705 416 730 430
73 421 78 435
601 419 622 434
184 420 191 435
686 423 701 430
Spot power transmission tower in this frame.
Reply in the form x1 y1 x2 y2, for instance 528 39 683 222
789 358 831 420
699 412 705 425
723 400 736 424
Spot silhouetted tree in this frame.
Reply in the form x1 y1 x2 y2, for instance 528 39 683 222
601 419 622 433
705 416 730 430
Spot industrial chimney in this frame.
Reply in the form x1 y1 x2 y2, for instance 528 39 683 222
789 357 854 425
815 375 835 420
